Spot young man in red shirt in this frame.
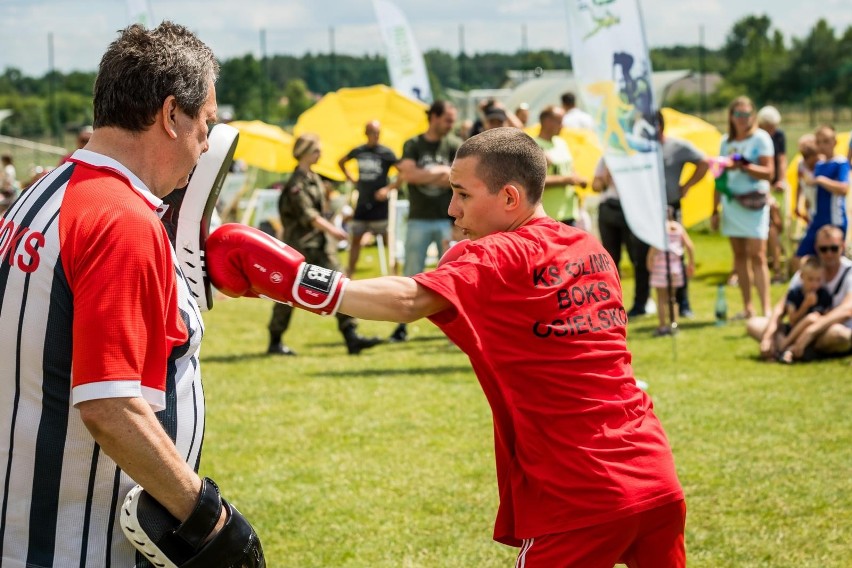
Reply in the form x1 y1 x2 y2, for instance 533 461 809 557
208 127 686 567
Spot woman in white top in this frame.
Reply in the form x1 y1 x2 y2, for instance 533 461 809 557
711 96 775 318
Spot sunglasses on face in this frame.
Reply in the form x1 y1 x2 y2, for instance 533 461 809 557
732 110 752 118
818 245 841 253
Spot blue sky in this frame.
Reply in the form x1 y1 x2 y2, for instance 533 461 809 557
1 0 851 75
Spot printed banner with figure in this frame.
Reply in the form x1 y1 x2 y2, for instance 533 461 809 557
126 0 154 26
372 0 433 104
565 0 666 250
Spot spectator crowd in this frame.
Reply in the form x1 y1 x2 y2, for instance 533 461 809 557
2 91 850 363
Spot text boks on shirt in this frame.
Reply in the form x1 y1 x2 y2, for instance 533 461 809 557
0 218 44 273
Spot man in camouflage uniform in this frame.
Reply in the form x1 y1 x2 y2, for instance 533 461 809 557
268 133 382 355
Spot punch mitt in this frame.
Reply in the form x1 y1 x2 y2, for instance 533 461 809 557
120 477 265 568
161 123 239 311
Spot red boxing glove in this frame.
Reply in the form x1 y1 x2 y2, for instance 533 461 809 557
437 239 470 268
205 223 348 316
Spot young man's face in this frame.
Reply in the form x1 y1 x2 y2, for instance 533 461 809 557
448 156 508 240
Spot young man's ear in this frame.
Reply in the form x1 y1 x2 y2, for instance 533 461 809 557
502 184 522 210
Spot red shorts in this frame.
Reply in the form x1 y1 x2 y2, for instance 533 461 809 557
515 500 686 568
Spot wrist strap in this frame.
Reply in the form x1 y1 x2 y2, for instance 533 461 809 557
174 477 222 549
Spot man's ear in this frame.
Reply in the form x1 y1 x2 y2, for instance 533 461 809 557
160 96 179 140
502 184 522 210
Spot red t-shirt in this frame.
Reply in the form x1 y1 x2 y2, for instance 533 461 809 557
413 217 683 545
59 157 190 410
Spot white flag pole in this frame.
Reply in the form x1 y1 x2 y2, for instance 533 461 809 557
565 0 667 252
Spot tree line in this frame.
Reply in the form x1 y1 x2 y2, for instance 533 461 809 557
0 15 850 141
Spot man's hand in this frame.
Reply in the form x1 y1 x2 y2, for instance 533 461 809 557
375 186 391 201
121 479 265 567
328 225 349 241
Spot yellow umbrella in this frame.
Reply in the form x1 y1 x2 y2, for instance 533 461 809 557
294 84 429 181
230 120 297 173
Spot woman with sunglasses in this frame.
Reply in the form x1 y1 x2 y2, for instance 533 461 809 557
711 96 775 318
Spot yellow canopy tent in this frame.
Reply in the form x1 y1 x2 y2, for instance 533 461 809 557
526 107 721 228
229 120 296 173
294 84 429 181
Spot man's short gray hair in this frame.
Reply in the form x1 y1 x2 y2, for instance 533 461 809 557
93 21 219 132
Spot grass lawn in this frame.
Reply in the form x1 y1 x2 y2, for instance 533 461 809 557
199 228 851 567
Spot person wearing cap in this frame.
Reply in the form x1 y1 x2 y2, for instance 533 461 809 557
267 132 383 355
484 106 510 130
534 105 587 227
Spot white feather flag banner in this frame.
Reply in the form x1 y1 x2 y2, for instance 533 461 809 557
372 0 433 104
565 0 667 250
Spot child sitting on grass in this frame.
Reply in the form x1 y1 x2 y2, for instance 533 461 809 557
776 255 833 363
647 207 695 337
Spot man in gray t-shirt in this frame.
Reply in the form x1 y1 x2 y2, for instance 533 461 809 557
661 138 707 208
658 111 709 318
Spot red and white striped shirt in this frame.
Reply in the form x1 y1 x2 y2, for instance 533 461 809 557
0 150 205 567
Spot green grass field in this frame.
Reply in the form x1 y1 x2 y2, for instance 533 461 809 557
197 228 851 567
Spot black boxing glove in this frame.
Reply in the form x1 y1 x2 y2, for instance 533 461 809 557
120 478 265 568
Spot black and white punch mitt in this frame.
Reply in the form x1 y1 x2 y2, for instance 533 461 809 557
161 123 240 311
120 477 265 568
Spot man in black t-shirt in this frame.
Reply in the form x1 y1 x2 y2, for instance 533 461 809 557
338 120 398 277
392 100 461 341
